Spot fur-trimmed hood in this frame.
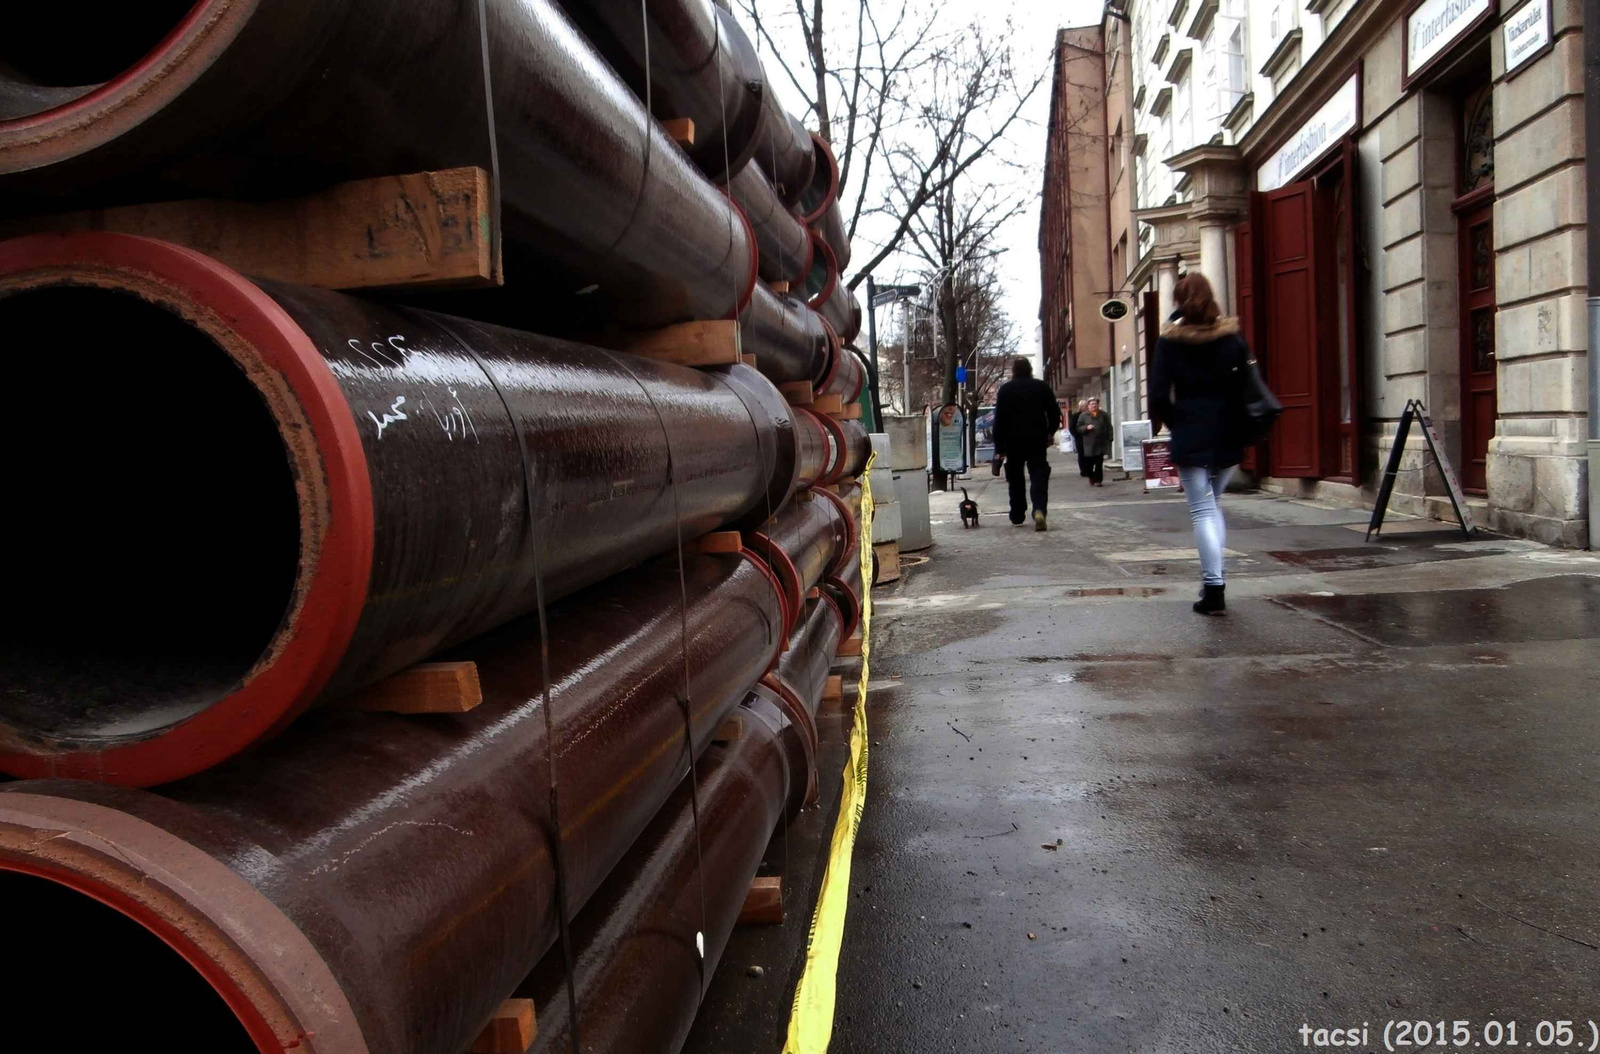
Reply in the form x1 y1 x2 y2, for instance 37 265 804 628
1159 317 1241 344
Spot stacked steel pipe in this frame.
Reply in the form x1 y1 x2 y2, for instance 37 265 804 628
0 1 864 1051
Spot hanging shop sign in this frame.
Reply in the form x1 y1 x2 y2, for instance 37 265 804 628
1502 0 1552 77
1256 73 1361 192
1100 299 1130 322
1404 0 1498 87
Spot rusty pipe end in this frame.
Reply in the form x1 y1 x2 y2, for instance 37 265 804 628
795 132 841 225
0 787 369 1052
0 232 373 786
0 2 243 177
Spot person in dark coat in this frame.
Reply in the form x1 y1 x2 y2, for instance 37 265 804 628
1073 398 1114 486
1068 400 1090 478
1149 272 1249 616
993 357 1063 531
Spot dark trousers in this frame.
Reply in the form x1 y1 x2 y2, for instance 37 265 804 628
1085 455 1104 485
1005 449 1051 522
1076 451 1091 477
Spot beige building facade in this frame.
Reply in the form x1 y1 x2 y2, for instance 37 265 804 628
1095 0 1591 545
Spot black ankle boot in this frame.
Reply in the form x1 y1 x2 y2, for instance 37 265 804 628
1193 584 1226 616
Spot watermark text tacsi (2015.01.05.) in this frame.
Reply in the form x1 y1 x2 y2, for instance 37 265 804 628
1299 1019 1600 1051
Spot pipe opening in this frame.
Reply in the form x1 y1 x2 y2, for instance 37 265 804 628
0 3 201 116
0 285 301 746
0 869 256 1049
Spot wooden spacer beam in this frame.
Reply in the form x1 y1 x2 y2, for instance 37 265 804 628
470 999 537 1054
738 876 784 925
343 661 482 714
741 354 759 368
662 117 696 147
806 586 821 600
713 715 745 744
621 320 740 368
833 402 863 420
837 631 864 657
2 167 499 293
770 281 790 293
695 530 743 554
812 393 844 415
822 674 844 702
873 540 902 584
779 381 815 406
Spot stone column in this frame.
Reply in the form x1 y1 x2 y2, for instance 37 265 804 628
1156 258 1179 319
1198 221 1230 311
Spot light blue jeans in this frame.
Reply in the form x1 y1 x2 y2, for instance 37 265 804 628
1178 465 1235 587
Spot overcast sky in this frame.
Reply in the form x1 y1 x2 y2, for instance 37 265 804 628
735 0 1104 365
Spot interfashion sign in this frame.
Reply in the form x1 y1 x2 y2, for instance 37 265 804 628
1405 0 1496 83
1256 74 1360 192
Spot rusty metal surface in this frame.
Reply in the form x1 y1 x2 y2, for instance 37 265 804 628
556 0 765 181
0 0 755 330
729 162 812 285
738 281 831 386
0 234 797 784
0 550 784 1054
521 692 795 1054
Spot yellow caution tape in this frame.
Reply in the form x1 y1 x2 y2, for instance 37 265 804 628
783 454 876 1054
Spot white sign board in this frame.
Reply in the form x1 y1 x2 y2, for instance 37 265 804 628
1257 74 1361 191
1120 420 1153 473
1503 0 1551 74
1408 0 1494 78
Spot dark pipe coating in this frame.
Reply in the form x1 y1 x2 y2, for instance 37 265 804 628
556 0 766 181
746 494 852 628
837 417 874 480
729 161 813 286
0 0 756 331
0 550 784 1054
0 232 797 786
739 281 832 386
750 88 815 207
813 195 852 270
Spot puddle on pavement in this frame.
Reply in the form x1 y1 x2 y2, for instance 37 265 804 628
1279 575 1600 648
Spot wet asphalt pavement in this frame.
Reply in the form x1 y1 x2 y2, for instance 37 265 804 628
688 452 1600 1054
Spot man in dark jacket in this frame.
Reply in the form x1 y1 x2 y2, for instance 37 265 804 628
1074 397 1115 486
993 357 1063 530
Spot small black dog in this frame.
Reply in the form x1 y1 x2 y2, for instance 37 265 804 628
959 488 980 529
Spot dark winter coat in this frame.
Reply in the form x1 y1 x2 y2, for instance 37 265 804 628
993 376 1063 458
1150 317 1249 469
1073 409 1114 458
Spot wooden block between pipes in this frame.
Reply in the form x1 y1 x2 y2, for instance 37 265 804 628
623 320 740 367
663 117 696 146
812 393 844 415
470 998 537 1054
873 540 902 584
822 674 844 702
738 876 784 925
837 631 863 657
780 381 815 406
344 662 482 714
741 354 759 367
833 402 863 420
714 715 745 743
806 587 821 600
695 530 743 554
770 281 790 293
2 167 499 293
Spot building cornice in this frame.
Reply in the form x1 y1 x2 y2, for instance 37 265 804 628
1236 0 1393 166
1259 27 1304 81
1187 0 1220 41
1168 0 1190 30
1222 91 1255 136
1166 46 1193 83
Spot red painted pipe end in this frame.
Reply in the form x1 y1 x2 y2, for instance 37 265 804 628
0 232 373 786
795 133 841 225
0 790 369 1052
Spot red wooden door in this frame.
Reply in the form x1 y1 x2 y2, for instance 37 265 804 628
1261 182 1320 477
1459 203 1496 492
1234 218 1258 472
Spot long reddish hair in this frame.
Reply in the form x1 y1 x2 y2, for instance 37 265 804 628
1173 272 1221 325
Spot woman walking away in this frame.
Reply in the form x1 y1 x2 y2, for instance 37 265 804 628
1074 398 1114 486
1150 273 1248 616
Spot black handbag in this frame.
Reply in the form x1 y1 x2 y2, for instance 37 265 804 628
1235 351 1282 444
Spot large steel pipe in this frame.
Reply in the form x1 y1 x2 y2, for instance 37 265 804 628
729 162 813 285
747 495 852 629
521 693 799 1054
0 549 785 1054
0 0 756 330
837 417 874 480
813 197 852 270
824 547 865 640
818 338 867 403
556 0 766 181
774 592 845 717
0 232 797 786
795 407 842 490
751 90 815 206
738 281 832 386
